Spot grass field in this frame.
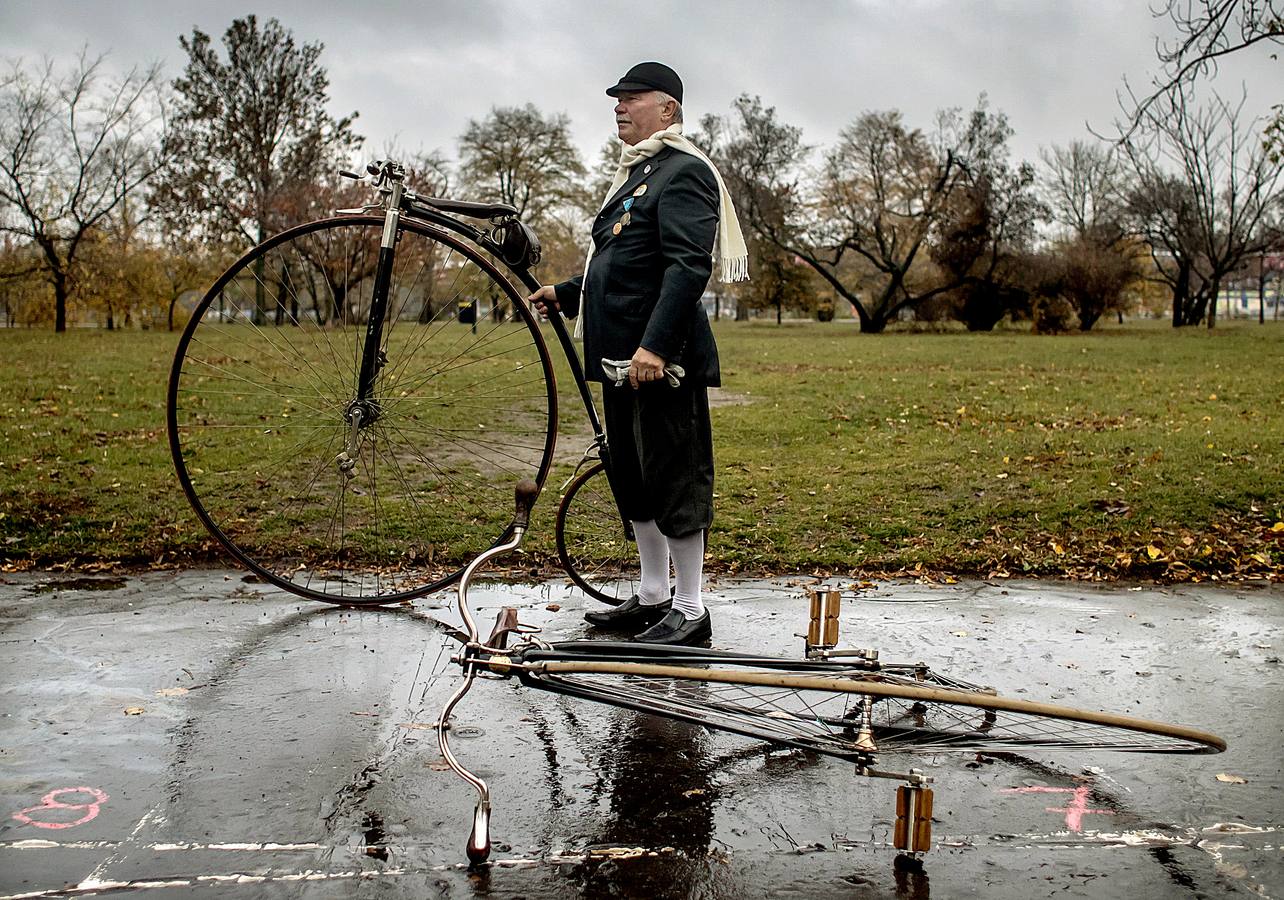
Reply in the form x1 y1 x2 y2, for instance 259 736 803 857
2 318 1281 582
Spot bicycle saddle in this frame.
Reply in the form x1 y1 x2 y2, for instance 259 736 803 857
420 197 518 219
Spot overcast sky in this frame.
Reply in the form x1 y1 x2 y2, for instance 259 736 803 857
1 0 1277 170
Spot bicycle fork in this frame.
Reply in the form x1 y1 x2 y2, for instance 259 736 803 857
336 166 405 480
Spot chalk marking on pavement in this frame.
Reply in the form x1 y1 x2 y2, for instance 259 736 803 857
10 788 109 830
1 840 323 852
999 785 1115 832
2 824 1276 898
75 804 164 891
0 868 408 899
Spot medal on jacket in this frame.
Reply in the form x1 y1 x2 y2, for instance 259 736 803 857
633 184 648 197
623 197 634 211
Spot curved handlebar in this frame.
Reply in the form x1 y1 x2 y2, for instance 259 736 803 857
454 479 542 645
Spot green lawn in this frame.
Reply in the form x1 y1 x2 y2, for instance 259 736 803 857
2 318 1281 582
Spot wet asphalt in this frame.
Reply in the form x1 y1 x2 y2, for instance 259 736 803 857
0 570 1280 899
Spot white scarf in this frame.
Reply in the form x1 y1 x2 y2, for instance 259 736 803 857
575 123 749 338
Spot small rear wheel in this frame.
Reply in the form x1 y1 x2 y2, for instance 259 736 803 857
168 216 557 605
555 462 638 605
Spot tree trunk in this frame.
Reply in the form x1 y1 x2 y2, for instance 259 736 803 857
1259 260 1266 324
332 283 347 326
53 277 68 332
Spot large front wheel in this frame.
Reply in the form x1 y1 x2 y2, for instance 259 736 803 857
168 216 558 605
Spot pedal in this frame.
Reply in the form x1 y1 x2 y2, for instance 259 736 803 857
893 782 933 853
804 588 842 656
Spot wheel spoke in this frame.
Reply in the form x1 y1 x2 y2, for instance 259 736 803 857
169 216 556 605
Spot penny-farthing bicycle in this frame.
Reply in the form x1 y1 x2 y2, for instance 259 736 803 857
168 160 636 606
167 161 1226 868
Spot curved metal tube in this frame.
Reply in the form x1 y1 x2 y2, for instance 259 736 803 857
436 521 529 863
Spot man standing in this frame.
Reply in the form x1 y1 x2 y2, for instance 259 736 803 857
529 61 748 646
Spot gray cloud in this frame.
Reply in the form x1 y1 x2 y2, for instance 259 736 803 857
1 0 1277 173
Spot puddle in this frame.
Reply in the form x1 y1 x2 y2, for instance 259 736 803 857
362 811 389 861
29 577 128 594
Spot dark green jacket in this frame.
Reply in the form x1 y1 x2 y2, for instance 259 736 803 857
554 147 721 386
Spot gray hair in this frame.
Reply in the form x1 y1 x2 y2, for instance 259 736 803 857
657 91 684 125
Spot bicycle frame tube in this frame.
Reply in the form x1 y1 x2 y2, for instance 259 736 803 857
354 180 406 405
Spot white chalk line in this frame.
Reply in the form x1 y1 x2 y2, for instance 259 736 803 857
76 804 164 890
0 868 408 899
1 822 1276 898
1 840 323 852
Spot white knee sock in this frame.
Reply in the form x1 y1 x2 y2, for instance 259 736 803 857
667 530 705 620
631 519 670 605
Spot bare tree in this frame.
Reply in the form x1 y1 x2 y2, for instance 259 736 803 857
1038 141 1145 329
457 104 586 225
1041 141 1130 240
1122 2 1283 158
711 94 1035 332
0 51 169 331
1122 84 1282 326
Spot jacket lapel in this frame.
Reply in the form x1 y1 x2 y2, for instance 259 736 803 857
594 151 668 248
602 148 670 212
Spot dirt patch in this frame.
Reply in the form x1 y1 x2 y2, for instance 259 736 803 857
709 388 752 408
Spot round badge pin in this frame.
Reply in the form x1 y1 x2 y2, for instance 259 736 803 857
633 184 648 197
612 222 623 235
620 211 632 226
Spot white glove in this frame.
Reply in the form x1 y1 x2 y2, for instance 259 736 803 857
600 358 687 388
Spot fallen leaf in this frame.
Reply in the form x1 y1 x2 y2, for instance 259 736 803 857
951 630 969 638
1146 545 1163 560
545 603 562 612
1215 773 1247 784
155 687 189 697
124 706 145 716
682 789 706 798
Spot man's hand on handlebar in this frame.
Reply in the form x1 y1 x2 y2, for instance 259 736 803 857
527 285 559 318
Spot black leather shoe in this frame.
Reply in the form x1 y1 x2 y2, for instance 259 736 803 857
633 609 712 646
584 594 672 630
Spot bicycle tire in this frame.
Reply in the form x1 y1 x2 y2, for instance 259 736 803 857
555 461 638 605
168 215 558 605
521 659 1225 757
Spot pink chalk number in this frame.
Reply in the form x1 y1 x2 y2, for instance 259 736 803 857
1000 785 1114 832
13 788 109 830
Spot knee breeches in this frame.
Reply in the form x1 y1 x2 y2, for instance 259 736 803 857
601 383 714 539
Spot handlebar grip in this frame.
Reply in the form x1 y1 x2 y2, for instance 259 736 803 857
513 480 539 528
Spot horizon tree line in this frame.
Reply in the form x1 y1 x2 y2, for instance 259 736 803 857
1 7 1280 332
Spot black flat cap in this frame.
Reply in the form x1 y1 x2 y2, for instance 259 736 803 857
605 61 683 104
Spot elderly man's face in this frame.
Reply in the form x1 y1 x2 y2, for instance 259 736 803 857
614 91 672 145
